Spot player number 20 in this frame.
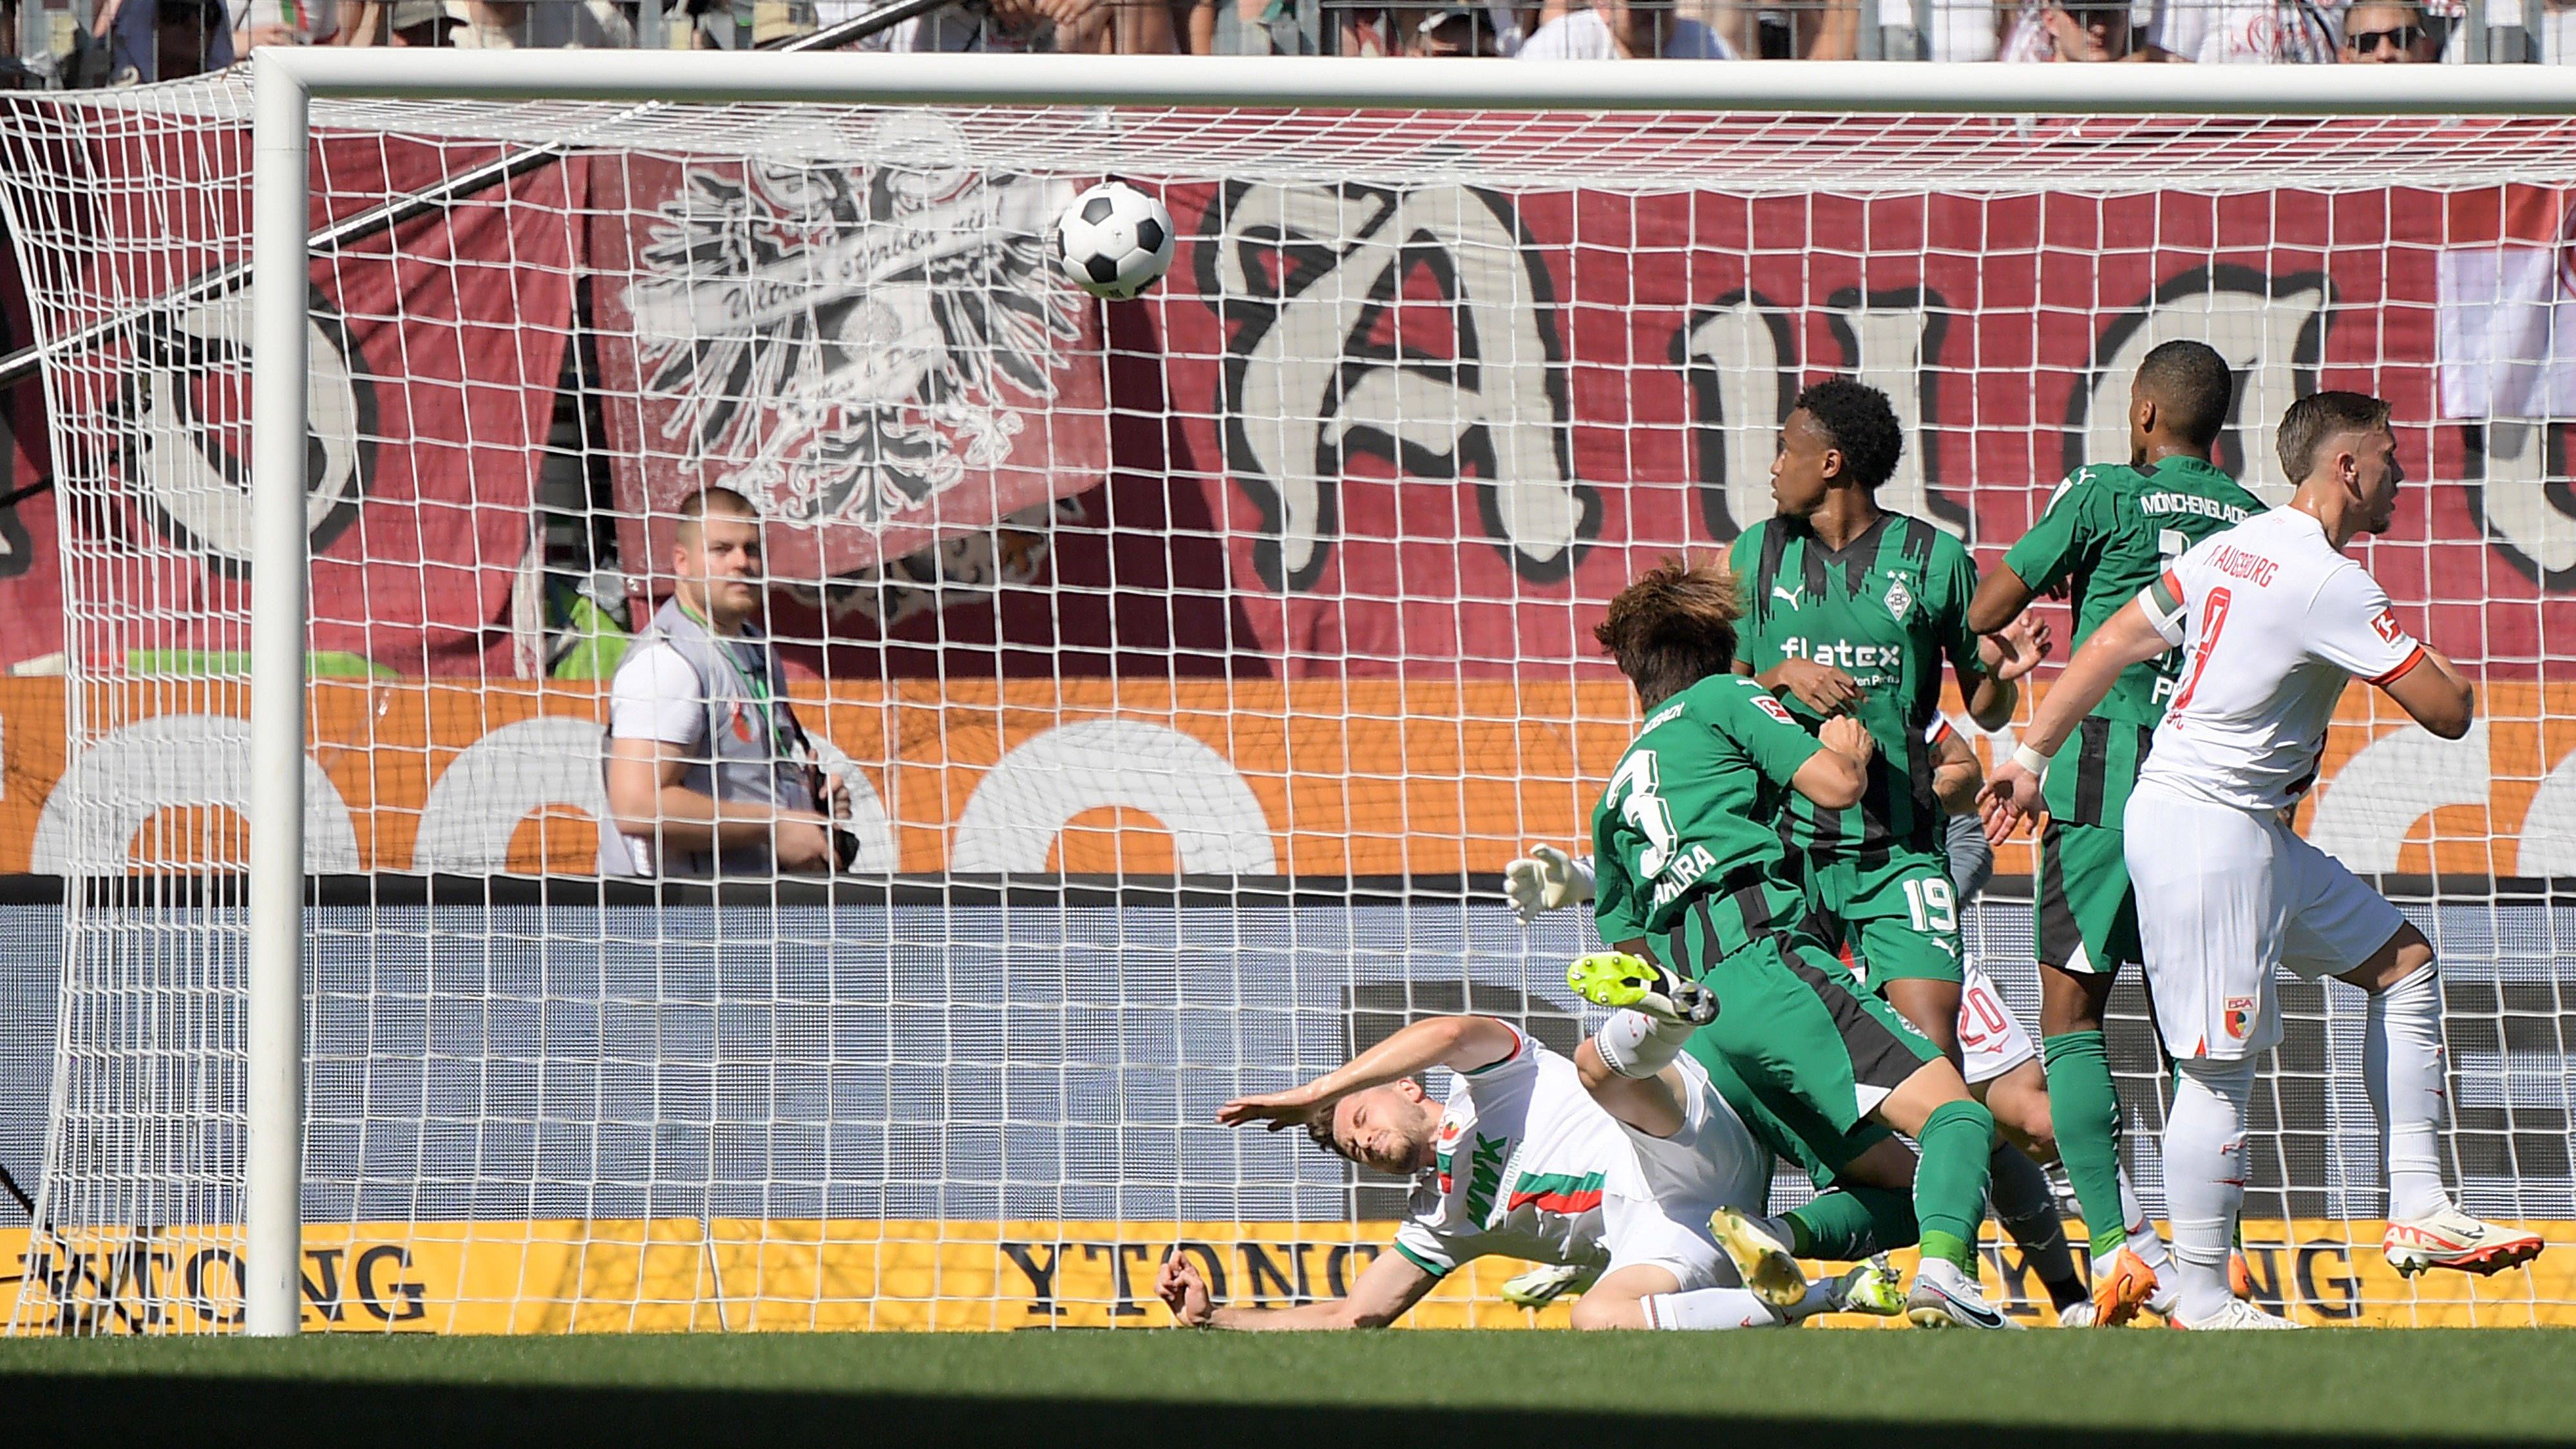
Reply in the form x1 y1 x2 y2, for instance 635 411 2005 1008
1902 876 1956 933
1606 750 1681 879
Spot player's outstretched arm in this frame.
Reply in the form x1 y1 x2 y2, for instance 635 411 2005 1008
1967 562 2038 638
1215 1016 1521 1132
1790 715 1875 809
1158 1244 1438 1331
1977 596 2173 842
2378 644 2476 740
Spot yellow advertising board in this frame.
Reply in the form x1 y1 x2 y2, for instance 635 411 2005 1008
8 1218 2568 1334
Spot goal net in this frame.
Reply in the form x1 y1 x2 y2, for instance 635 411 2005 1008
1 56 2573 1332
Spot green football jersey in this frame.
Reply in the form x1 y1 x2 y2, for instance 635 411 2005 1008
2000 456 2264 826
1729 513 1980 860
1590 673 1824 944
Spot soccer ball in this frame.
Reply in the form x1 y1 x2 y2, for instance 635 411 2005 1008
1056 180 1175 301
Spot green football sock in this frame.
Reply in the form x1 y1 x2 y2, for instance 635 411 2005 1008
1913 1099 1994 1273
2043 1029 2130 1262
1784 1185 1918 1260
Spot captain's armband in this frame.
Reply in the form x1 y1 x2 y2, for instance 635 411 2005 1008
2139 571 2188 646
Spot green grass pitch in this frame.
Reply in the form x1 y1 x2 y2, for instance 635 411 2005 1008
3 1329 2570 1447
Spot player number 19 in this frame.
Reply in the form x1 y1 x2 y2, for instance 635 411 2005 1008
1902 876 1956 933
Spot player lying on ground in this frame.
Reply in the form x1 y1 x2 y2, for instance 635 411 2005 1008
1505 720 2175 1327
1965 339 2268 1325
1152 1013 1904 1330
1564 556 2014 1328
1982 390 2544 1330
1726 378 2050 1066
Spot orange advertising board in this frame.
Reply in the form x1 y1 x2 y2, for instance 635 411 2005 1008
0 675 2564 879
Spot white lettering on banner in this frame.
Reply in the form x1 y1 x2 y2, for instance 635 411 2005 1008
1835 290 1965 536
27 713 362 875
1204 183 1586 591
1677 289 1962 538
409 716 898 876
625 115 1081 529
2467 421 2576 583
2075 267 2330 506
122 281 374 568
2308 722 2489 873
2512 743 2576 876
1677 292 1796 542
949 719 1277 874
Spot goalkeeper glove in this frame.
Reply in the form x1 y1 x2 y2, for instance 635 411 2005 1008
1503 844 1596 923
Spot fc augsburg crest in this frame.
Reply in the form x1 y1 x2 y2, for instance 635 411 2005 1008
1883 573 1915 621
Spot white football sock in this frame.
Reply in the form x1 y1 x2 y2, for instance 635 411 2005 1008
2367 963 2450 1221
2118 1165 2175 1274
1595 1009 1694 1080
2166 1055 2257 1324
1642 1286 1789 1329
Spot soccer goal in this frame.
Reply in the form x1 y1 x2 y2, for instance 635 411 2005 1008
1 52 2573 1337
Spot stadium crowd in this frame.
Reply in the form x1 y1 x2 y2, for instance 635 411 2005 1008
0 0 2553 81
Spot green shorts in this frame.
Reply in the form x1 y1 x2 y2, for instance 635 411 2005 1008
2036 817 2143 977
1657 899 1939 1169
1684 1034 1894 1190
1804 848 1966 988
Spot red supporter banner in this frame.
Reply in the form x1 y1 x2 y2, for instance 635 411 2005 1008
1152 176 2575 679
1 122 2570 688
0 203 58 676
17 120 574 677
585 146 1113 595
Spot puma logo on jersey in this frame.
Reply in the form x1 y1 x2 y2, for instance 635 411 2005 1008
1771 585 1804 610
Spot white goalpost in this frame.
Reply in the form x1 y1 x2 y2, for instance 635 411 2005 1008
5 50 2576 1338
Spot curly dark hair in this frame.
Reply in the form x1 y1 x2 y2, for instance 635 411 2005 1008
1595 556 1743 711
1793 377 1904 493
2135 339 2235 451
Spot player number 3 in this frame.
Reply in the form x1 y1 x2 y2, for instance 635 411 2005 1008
1607 750 1681 879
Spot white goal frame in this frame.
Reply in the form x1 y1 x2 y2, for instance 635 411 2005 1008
243 48 2576 1337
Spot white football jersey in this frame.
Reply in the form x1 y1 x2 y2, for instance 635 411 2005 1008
2134 507 2426 813
1390 1028 1759 1278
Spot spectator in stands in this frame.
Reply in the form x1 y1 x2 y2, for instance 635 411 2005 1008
601 487 851 880
1400 4 1490 50
2340 0 2439 57
1519 0 1732 56
229 0 338 49
2167 0 2335 59
334 0 461 42
1998 0 2180 58
444 0 633 45
851 0 1177 52
99 0 235 78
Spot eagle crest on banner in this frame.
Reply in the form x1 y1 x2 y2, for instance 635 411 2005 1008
626 128 1079 528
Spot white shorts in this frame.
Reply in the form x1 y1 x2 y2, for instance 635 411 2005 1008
1604 1055 1769 1289
1958 960 2038 1088
2125 779 2410 1061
